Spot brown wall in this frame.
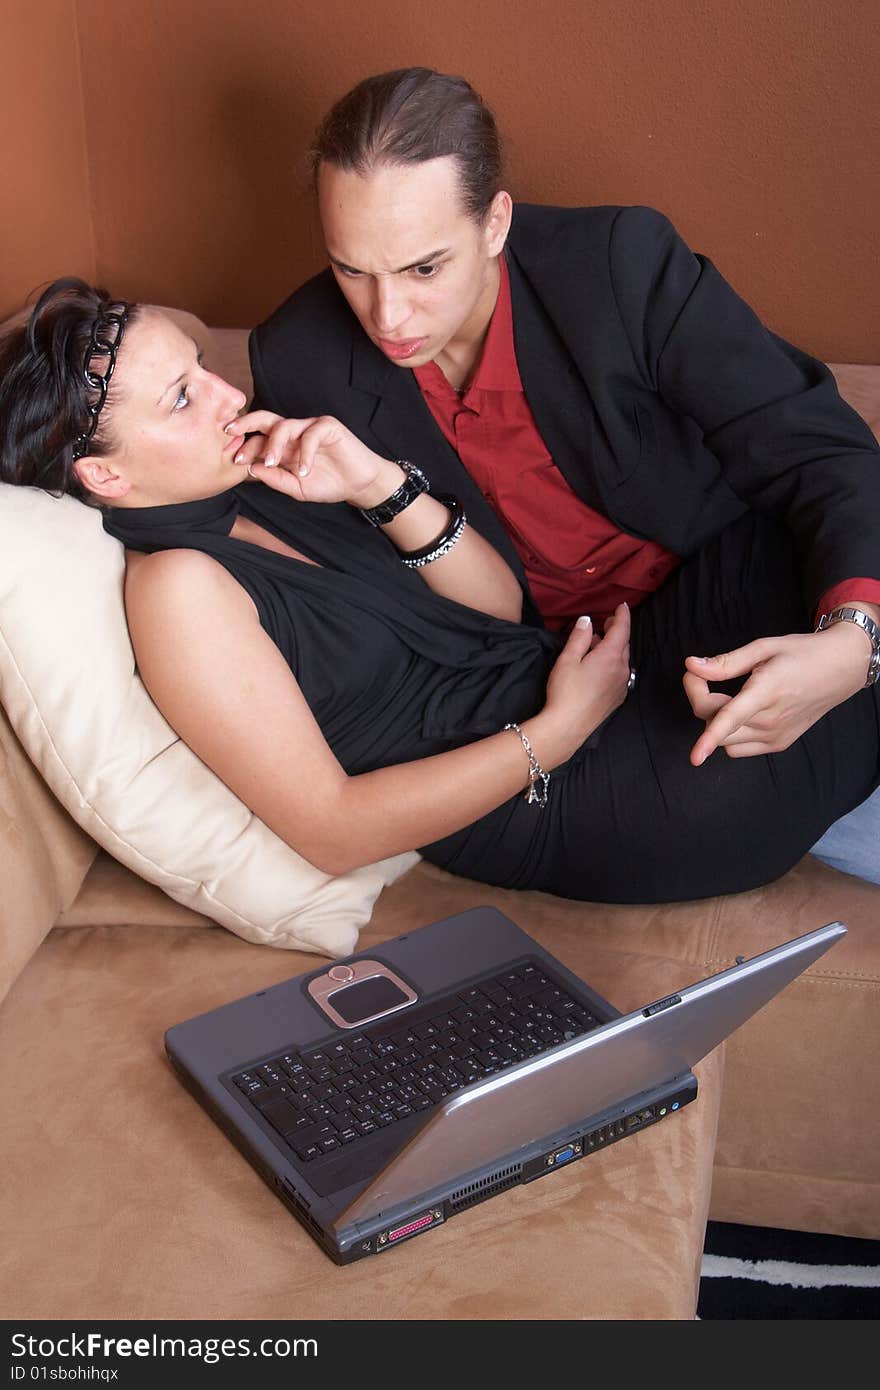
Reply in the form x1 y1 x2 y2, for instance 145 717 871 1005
0 0 94 321
4 1 879 359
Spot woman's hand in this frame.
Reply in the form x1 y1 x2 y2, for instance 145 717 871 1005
532 603 632 765
683 616 877 765
226 410 404 506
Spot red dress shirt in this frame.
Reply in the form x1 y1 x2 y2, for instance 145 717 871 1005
414 258 880 632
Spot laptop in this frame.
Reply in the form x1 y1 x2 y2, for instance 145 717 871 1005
164 907 845 1264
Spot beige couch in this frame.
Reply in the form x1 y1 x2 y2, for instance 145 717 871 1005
1 317 878 1321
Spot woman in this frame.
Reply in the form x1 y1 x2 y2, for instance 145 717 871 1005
1 278 877 902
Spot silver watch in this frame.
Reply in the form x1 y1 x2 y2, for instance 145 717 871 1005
815 605 880 687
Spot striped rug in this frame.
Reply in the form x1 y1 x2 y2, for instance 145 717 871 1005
698 1221 880 1318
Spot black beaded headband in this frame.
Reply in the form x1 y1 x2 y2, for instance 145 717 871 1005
70 301 132 461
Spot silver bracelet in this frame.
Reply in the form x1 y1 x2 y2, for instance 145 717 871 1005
504 722 550 808
815 605 880 687
399 497 467 568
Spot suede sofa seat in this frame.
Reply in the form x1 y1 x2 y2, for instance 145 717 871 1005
1 862 725 1321
1 312 878 1321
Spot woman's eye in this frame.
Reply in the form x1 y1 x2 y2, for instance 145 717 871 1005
172 352 204 412
413 263 439 278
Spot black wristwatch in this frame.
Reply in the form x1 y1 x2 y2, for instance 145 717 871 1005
816 605 880 687
358 461 430 526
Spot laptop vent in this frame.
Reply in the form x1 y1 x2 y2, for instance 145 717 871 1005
448 1163 522 1211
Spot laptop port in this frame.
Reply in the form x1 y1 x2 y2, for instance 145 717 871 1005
378 1208 443 1249
544 1140 583 1168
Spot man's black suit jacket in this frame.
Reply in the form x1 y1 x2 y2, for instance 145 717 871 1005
249 203 880 622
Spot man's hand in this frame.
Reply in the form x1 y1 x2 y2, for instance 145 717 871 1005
683 617 877 766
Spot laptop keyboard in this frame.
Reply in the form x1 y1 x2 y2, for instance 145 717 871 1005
230 962 600 1166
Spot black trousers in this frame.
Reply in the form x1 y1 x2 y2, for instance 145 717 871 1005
422 514 880 903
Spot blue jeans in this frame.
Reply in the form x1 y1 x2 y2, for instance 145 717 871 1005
810 787 880 885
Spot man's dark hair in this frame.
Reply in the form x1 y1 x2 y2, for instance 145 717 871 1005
309 67 503 222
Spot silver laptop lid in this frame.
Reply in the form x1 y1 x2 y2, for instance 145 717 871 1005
337 921 845 1229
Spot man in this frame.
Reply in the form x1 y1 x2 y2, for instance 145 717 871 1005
241 66 880 883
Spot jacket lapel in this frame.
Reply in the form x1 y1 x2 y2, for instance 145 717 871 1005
505 250 607 516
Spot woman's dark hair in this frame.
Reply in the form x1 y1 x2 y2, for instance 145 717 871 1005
0 277 140 502
309 67 503 222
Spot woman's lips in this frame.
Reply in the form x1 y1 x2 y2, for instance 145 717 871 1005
376 337 428 361
223 432 244 454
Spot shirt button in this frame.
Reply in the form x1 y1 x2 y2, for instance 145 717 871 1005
584 565 598 575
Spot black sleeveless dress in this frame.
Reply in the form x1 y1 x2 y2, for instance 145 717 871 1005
103 486 880 903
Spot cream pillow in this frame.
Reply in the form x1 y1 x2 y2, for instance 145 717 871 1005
0 482 418 957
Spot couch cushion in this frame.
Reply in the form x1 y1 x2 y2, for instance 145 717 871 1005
0 309 417 960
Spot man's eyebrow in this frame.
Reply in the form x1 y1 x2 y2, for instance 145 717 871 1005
156 337 201 405
329 248 450 275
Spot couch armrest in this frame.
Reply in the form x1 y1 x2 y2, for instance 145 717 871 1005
0 705 97 1005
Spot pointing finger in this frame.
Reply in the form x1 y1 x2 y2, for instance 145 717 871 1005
689 683 767 765
682 670 731 721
